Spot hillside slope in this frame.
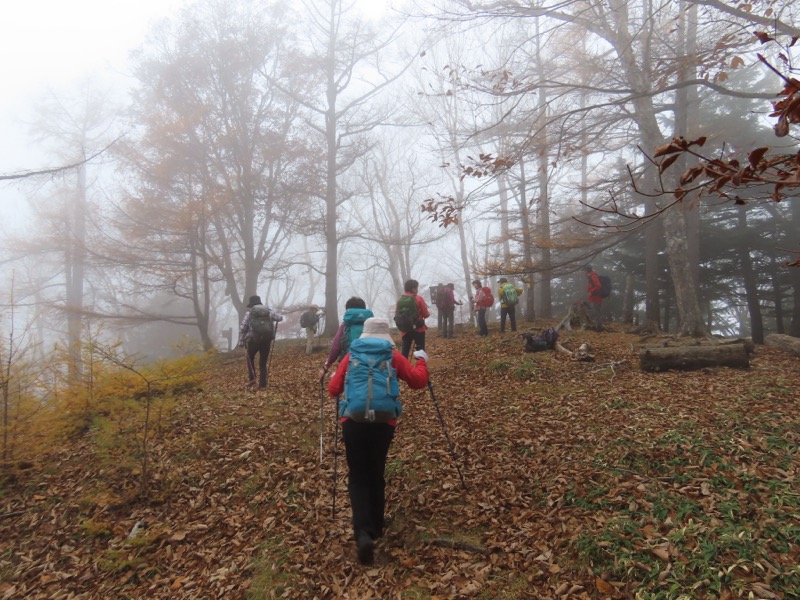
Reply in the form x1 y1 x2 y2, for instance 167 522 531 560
2 326 799 599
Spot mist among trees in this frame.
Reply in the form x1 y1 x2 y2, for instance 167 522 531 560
1 0 798 374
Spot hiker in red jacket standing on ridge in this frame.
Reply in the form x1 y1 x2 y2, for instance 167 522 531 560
583 265 604 332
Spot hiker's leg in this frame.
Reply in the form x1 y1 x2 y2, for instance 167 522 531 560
401 334 412 358
257 344 269 388
509 306 517 332
414 330 426 352
437 310 444 335
588 302 602 330
246 344 257 384
365 423 394 538
305 327 314 354
343 420 392 540
477 309 488 336
499 307 508 332
446 309 454 337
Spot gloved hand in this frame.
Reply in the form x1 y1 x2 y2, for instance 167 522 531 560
413 349 429 362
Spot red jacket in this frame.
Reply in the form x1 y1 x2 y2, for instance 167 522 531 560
586 271 603 304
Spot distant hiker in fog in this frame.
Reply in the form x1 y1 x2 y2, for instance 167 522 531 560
436 283 461 339
394 279 430 358
300 305 322 355
472 279 493 337
497 278 522 333
239 295 283 389
319 297 374 379
583 265 604 332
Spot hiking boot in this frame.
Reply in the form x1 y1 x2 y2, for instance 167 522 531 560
356 530 374 565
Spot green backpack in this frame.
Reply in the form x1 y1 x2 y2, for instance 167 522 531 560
501 283 518 306
393 295 419 333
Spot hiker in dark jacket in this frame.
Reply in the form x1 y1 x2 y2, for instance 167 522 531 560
239 295 283 389
397 279 430 358
301 305 322 355
329 317 429 565
319 297 374 379
583 265 604 332
438 283 462 339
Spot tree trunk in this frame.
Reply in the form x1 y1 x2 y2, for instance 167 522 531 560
517 158 535 322
789 200 800 337
535 15 552 320
66 161 87 385
738 207 764 344
639 344 750 372
622 272 635 324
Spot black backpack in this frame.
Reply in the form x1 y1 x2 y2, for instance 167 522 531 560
248 306 274 344
522 328 559 352
597 275 612 298
300 309 319 329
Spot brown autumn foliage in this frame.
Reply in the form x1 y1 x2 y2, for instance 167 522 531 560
1 325 799 599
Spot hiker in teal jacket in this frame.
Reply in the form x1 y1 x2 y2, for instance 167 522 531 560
319 297 374 379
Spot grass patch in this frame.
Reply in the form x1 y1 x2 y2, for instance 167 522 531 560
247 537 294 599
486 359 512 374
511 360 539 380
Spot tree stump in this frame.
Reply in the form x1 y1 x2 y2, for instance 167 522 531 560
639 344 750 372
765 333 800 358
556 302 594 331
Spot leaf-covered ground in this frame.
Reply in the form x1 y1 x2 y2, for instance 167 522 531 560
2 326 799 599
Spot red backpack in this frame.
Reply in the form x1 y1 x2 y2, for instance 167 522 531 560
479 286 494 308
437 287 455 310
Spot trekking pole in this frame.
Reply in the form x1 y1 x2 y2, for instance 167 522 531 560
427 380 467 490
266 321 279 387
332 396 340 520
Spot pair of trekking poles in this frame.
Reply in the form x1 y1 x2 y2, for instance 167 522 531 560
318 353 466 520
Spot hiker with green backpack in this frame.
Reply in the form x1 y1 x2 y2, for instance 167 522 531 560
497 277 523 333
238 295 284 389
328 317 429 564
394 279 430 358
319 296 374 379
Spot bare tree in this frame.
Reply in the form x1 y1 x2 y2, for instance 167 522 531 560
279 0 414 335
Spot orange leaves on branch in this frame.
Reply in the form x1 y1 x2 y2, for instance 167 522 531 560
421 195 460 228
461 153 515 180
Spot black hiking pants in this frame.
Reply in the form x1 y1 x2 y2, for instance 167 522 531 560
245 338 272 388
342 420 395 540
441 308 455 338
400 331 425 358
476 308 488 336
500 305 517 332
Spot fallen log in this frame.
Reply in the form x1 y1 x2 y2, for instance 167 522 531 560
555 341 595 362
639 344 750 372
765 333 800 358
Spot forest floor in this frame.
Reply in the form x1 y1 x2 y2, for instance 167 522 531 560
1 323 800 599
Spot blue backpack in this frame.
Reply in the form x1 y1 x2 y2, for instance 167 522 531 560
339 308 374 360
340 338 401 423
